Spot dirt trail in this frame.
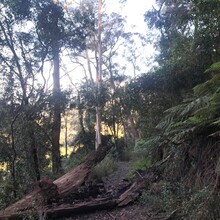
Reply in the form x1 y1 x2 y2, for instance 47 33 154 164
60 161 153 220
104 161 131 194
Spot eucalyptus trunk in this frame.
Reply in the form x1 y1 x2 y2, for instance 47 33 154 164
51 44 62 175
95 0 103 150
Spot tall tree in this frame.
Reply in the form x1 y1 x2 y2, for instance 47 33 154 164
68 0 131 148
145 0 220 96
36 0 91 174
0 0 52 199
36 1 65 174
95 0 103 149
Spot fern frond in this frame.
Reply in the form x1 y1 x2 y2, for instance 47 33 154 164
134 136 161 154
212 117 220 126
180 97 209 117
155 64 220 144
185 116 205 125
205 61 220 73
211 91 220 105
194 74 220 96
194 105 216 118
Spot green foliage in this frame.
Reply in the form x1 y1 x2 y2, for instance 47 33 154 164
136 62 220 218
205 61 220 73
181 187 212 219
134 137 161 156
126 73 176 138
63 147 89 171
0 172 16 210
89 156 117 182
127 157 151 181
154 65 220 143
139 182 185 213
130 158 150 173
139 189 157 208
108 138 128 160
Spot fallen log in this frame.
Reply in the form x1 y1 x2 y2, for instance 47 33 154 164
0 144 111 219
55 143 112 197
0 151 170 220
118 179 147 207
45 198 118 219
45 158 166 218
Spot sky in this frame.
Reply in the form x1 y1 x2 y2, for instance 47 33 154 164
120 0 155 32
104 0 157 76
59 0 157 90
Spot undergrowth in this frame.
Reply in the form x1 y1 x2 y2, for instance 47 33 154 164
139 181 220 219
89 156 117 182
62 147 89 171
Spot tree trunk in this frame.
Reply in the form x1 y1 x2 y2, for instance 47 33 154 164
64 114 68 159
95 0 103 150
51 44 62 175
29 128 41 181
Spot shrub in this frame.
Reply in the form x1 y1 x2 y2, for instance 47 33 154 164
127 158 151 180
63 147 89 171
89 156 117 182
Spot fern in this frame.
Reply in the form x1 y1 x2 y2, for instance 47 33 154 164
142 62 220 164
134 136 161 154
156 63 220 143
205 61 220 73
194 75 220 96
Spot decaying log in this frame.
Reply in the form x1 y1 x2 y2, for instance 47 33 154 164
0 144 111 219
118 179 147 207
0 177 59 219
45 198 118 219
55 144 112 197
0 150 170 220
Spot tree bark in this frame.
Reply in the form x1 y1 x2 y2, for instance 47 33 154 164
51 44 62 175
95 0 103 150
64 115 68 158
46 198 118 219
29 128 41 181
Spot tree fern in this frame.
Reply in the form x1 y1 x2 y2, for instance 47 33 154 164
156 62 220 142
205 61 220 73
194 75 220 97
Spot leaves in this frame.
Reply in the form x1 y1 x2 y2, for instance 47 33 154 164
154 62 220 144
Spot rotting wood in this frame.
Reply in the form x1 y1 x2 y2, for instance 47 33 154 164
0 151 170 220
118 179 147 207
0 144 111 219
55 143 112 197
45 198 118 219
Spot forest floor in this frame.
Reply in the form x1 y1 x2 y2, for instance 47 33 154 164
59 161 162 220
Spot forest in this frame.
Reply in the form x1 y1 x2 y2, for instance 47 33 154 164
0 0 220 219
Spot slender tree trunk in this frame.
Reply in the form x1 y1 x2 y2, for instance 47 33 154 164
64 115 68 159
10 123 17 199
51 44 62 175
95 0 103 150
29 129 41 180
128 114 139 140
